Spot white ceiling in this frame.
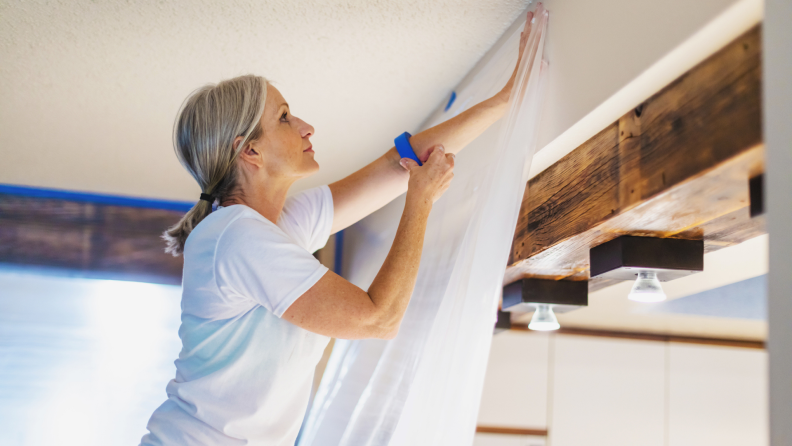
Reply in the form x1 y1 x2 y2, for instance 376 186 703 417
0 0 531 201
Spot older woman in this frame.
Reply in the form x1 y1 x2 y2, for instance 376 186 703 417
140 13 532 446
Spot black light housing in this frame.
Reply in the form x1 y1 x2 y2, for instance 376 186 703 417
494 310 511 334
502 278 588 313
749 173 765 217
589 235 704 282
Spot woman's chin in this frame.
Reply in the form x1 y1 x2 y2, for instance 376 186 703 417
299 159 320 177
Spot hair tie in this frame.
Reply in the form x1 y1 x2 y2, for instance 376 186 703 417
199 193 215 203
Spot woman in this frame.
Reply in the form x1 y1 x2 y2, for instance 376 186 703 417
141 13 532 446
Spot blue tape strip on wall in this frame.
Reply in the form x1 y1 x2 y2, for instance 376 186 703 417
394 132 422 166
444 91 457 112
0 183 194 211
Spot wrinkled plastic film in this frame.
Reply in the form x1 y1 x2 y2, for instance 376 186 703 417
299 6 549 446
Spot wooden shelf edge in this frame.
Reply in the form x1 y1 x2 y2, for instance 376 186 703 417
476 425 548 436
509 325 765 350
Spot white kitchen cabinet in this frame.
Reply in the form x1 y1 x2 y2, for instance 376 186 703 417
478 331 551 429
550 335 666 446
668 343 768 446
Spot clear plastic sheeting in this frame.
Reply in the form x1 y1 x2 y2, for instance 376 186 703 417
299 6 549 446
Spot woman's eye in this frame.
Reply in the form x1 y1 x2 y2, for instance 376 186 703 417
280 112 288 121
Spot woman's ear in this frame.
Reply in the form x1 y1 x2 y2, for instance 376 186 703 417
237 140 264 168
232 136 246 153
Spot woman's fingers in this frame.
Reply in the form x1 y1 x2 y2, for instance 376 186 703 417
399 158 419 171
502 8 536 96
420 144 441 163
405 144 455 204
427 144 446 163
445 152 455 167
518 11 533 60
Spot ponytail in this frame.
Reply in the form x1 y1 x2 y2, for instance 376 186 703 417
163 199 214 256
162 75 268 256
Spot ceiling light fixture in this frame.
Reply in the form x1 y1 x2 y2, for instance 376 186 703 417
589 236 703 303
528 304 560 331
627 270 667 302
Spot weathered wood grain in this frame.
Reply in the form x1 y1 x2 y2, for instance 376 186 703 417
506 25 763 287
0 195 184 284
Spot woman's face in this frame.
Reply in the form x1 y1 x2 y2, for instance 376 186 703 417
251 84 318 179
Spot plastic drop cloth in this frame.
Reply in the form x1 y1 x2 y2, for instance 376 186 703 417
299 6 549 446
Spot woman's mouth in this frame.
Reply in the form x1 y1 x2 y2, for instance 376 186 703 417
304 146 314 153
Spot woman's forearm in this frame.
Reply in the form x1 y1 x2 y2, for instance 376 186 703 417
329 92 509 233
407 92 509 161
366 195 432 338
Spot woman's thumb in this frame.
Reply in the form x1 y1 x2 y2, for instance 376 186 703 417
400 158 419 171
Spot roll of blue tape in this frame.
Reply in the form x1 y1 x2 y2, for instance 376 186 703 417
394 131 422 166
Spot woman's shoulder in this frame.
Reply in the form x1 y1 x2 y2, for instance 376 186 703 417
185 205 275 254
280 185 333 250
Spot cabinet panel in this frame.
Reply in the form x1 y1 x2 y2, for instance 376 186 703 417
478 331 550 428
668 344 768 446
473 433 546 446
550 335 665 446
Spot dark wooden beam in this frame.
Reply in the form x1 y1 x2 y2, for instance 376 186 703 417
506 25 764 290
0 194 184 284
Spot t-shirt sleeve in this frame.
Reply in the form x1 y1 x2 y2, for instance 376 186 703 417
279 185 334 253
214 217 329 317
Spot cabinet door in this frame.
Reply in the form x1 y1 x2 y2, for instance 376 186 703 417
668 343 768 446
550 335 666 446
478 331 550 428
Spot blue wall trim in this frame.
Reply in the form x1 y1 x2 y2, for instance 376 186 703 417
334 230 344 277
0 183 194 212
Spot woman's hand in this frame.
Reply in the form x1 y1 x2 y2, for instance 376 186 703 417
497 8 536 102
400 144 455 206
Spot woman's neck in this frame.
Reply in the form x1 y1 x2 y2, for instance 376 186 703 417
224 176 294 224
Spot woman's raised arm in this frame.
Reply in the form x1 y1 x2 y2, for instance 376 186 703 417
328 10 533 234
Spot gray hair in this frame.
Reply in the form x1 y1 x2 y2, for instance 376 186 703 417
163 74 268 256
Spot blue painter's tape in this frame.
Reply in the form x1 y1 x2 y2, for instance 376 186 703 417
444 91 457 112
0 183 195 212
394 132 422 166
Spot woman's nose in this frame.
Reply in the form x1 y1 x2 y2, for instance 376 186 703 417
299 118 314 138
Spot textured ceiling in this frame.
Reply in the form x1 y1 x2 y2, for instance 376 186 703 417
0 0 531 200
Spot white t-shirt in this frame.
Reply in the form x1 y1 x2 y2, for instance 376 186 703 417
140 186 334 446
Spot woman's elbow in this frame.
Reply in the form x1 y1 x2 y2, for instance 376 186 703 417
363 311 400 340
379 324 400 340
362 317 399 340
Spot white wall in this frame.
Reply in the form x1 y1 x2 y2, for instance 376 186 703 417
532 0 747 150
763 0 792 444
